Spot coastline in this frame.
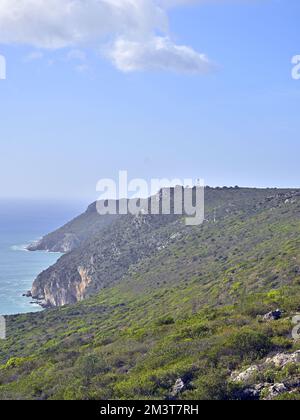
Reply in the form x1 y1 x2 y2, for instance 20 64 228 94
0 235 63 316
23 241 63 309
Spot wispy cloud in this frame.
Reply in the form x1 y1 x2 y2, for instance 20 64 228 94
110 36 213 74
0 0 213 74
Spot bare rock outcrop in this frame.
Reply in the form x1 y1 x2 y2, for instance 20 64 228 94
265 350 300 368
231 350 300 400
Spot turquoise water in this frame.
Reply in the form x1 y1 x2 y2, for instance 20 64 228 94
0 200 84 315
0 234 61 315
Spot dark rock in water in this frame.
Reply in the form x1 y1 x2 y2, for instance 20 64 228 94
23 291 32 298
30 298 51 309
263 309 282 321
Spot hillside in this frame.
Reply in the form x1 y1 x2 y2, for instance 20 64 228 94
27 202 119 253
0 187 300 400
28 187 298 308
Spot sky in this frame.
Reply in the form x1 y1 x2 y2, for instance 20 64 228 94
0 0 299 202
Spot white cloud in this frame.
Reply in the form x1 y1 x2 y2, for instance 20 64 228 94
0 0 213 73
110 36 213 73
0 0 166 48
158 0 199 7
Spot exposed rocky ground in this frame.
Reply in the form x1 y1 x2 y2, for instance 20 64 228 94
231 350 300 400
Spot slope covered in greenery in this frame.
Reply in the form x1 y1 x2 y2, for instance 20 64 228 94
0 188 300 400
29 187 300 308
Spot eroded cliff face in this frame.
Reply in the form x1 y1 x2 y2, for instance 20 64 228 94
31 265 93 307
76 267 93 301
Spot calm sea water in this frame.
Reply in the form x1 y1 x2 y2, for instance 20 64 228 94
0 200 85 315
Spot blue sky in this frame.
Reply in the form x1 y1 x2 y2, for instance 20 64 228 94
0 0 299 202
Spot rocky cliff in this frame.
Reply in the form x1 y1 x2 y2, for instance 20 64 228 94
27 201 118 253
28 187 300 308
30 212 182 307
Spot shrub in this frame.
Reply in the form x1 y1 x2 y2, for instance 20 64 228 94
156 316 175 326
186 369 241 400
74 354 109 385
220 329 272 362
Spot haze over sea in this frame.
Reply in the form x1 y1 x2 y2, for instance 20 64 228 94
0 200 85 315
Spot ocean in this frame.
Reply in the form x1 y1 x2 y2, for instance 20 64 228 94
0 199 85 315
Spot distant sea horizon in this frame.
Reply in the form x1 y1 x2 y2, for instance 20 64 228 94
0 199 86 316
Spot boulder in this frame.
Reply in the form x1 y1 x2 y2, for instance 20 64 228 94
266 383 287 399
265 350 300 368
171 378 185 397
263 309 282 321
231 365 259 383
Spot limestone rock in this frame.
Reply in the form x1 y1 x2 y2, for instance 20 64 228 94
171 378 185 397
267 383 287 399
231 365 259 383
265 351 300 368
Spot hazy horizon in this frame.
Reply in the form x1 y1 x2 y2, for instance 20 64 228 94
1 183 300 203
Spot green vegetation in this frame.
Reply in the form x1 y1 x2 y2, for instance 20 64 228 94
0 188 300 400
